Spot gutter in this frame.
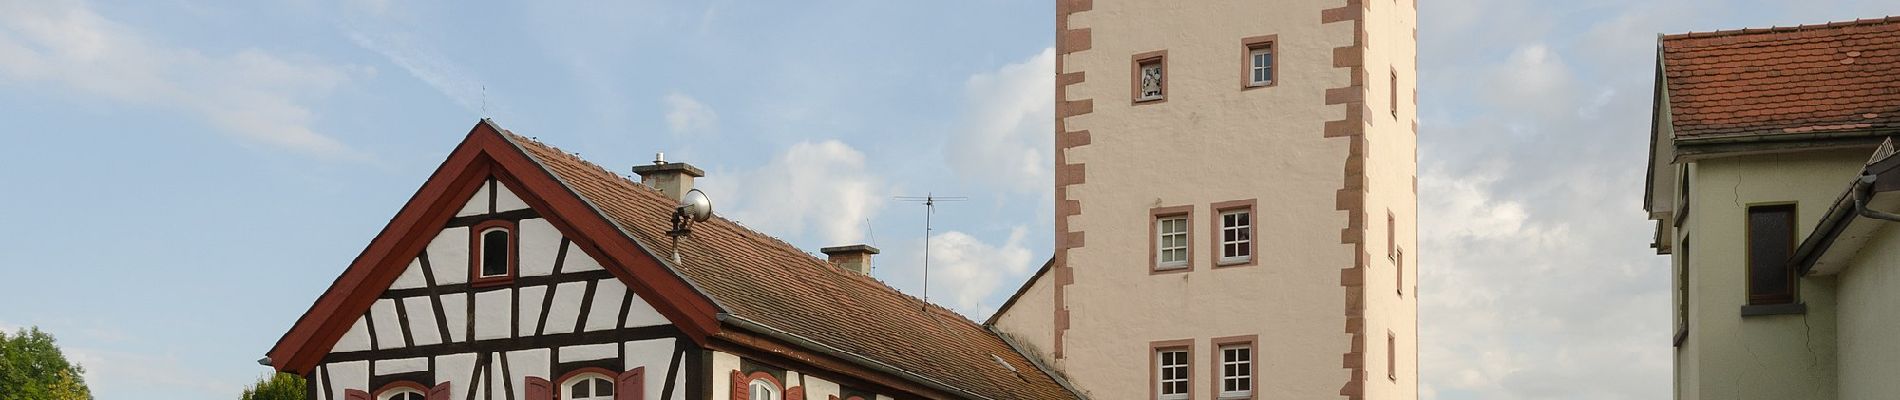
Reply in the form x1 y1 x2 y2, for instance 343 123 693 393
1794 144 1900 275
716 313 998 400
1853 173 1900 222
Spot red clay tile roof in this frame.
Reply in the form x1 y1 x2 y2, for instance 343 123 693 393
1661 16 1900 139
498 131 1078 400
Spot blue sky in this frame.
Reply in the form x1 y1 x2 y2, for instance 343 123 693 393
2 0 1899 399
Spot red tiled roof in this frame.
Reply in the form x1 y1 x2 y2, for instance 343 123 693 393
1661 17 1900 139
499 132 1078 400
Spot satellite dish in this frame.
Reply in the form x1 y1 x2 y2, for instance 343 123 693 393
679 189 713 222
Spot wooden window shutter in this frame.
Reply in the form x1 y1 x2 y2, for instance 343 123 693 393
618 367 646 400
525 377 552 400
730 371 748 400
345 389 371 400
785 386 804 400
428 383 452 400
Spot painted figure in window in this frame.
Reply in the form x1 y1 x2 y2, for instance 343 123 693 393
1140 62 1164 100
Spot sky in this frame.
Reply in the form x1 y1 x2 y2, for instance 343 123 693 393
1 0 1899 399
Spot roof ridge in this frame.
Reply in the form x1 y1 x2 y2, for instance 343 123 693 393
1662 15 1900 41
497 132 988 328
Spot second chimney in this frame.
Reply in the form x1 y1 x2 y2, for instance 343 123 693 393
820 244 880 276
631 152 705 202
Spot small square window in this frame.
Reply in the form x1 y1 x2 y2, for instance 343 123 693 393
1132 51 1167 104
1218 345 1253 399
1241 35 1277 89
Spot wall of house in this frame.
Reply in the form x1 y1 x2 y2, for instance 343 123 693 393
990 268 1057 361
309 178 692 400
1681 149 1867 400
708 351 894 400
1835 221 1900 399
1034 0 1416 398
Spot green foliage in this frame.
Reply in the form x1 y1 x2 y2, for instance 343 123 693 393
239 372 307 400
0 327 92 400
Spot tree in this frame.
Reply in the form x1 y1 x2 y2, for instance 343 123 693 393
239 372 306 400
0 327 92 400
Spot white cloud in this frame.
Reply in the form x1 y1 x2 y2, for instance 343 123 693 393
347 30 493 116
925 226 1035 316
0 0 365 158
944 47 1055 193
697 140 886 245
663 92 718 137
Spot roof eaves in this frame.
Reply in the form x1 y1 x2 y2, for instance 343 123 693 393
990 326 1089 400
717 313 999 400
1660 16 1900 42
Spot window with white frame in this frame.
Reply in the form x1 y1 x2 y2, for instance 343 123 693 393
379 388 425 400
1248 45 1273 86
1157 349 1189 400
1157 216 1189 269
749 378 780 400
1219 344 1253 399
564 373 615 400
1138 59 1165 101
1219 209 1253 264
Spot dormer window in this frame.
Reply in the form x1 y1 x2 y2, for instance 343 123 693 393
470 220 517 286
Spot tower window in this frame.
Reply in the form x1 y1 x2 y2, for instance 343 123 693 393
1242 35 1277 89
1216 342 1253 399
470 220 517 286
1211 200 1257 267
1155 346 1189 400
1153 206 1193 272
1391 68 1401 118
1132 51 1168 103
1387 332 1399 381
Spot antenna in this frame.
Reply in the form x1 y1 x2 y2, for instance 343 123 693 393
894 193 966 303
480 84 487 117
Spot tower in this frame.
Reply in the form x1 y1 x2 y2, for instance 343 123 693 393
989 1 1417 399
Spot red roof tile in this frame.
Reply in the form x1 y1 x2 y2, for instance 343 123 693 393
499 132 1077 400
1661 17 1900 139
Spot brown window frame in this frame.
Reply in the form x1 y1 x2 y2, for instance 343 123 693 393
1745 204 1797 306
1240 35 1278 90
1210 335 1257 400
469 219 519 288
1151 339 1194 400
1675 234 1690 347
1390 68 1401 119
1152 205 1195 274
1132 50 1169 105
1211 199 1258 268
1387 211 1397 260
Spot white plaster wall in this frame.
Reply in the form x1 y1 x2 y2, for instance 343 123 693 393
370 299 404 349
440 293 468 343
1359 0 1420 398
494 182 530 213
427 227 470 285
625 339 676 400
325 361 369 399
391 258 427 289
586 279 627 331
803 376 841 400
560 343 619 362
336 317 372 352
545 281 586 334
510 349 553 399
375 357 429 375
456 184 490 217
990 268 1055 362
436 353 477 398
403 297 443 346
519 218 561 277
517 285 548 336
474 289 512 340
711 351 741 400
564 243 604 272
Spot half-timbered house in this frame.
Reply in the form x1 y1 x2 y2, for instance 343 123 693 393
265 120 1083 400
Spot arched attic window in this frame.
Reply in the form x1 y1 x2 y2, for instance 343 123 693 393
470 220 517 286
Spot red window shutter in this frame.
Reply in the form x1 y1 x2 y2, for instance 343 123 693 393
730 371 748 400
345 389 371 400
785 386 804 400
428 383 452 400
617 367 646 400
525 377 552 400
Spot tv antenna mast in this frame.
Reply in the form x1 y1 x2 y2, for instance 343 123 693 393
894 193 966 303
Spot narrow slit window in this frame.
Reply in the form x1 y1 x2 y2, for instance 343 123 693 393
1387 332 1398 380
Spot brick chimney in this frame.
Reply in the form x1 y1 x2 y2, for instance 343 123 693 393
820 244 880 276
630 152 705 202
